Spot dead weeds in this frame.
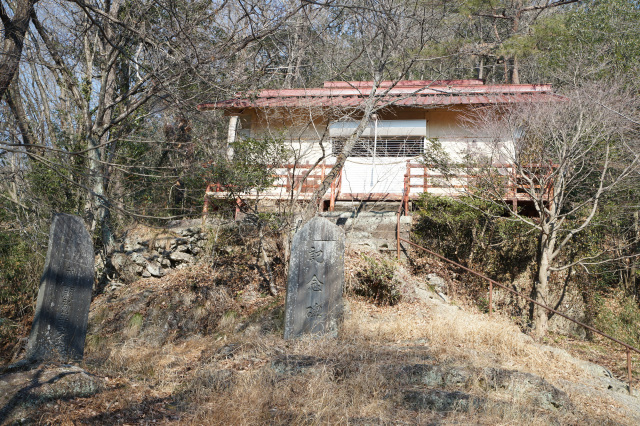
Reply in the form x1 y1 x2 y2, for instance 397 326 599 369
3 250 639 425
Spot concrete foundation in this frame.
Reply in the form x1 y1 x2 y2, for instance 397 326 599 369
320 211 412 253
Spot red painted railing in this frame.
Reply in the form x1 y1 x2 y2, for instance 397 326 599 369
203 160 555 219
202 163 343 221
401 161 556 211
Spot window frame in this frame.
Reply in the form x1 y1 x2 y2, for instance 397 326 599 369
331 136 425 158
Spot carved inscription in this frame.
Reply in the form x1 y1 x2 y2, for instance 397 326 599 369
309 246 324 263
284 217 345 339
26 213 94 361
308 275 323 291
306 303 323 319
52 284 73 354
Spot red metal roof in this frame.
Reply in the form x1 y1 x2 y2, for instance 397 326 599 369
322 79 485 88
197 80 559 111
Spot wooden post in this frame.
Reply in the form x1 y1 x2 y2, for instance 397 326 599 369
404 160 410 213
202 183 211 224
403 175 408 214
423 163 428 195
202 193 209 226
628 348 633 394
329 179 336 212
512 167 517 211
397 206 401 260
202 183 220 225
235 197 242 221
489 280 493 316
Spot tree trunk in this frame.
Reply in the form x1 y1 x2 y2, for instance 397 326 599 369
258 224 277 296
5 78 41 157
512 56 520 84
580 284 595 340
90 0 122 254
0 0 36 102
477 56 484 80
283 11 305 89
533 252 549 336
303 79 382 218
531 226 555 337
633 211 639 300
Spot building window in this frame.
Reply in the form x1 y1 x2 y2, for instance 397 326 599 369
332 137 424 157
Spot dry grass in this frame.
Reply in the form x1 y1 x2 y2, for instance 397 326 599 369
7 252 639 425
25 295 633 425
173 300 584 425
128 304 576 423
343 299 582 381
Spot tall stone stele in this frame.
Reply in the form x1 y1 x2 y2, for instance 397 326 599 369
26 213 94 362
284 217 345 339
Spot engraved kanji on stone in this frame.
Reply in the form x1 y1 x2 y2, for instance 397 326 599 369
308 275 323 291
306 303 323 319
308 246 324 263
26 213 94 362
284 217 344 339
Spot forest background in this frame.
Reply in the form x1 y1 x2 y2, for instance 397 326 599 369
1 0 640 349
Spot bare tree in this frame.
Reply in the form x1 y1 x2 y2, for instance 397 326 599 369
436 82 640 335
301 0 449 217
1 0 311 252
0 0 37 101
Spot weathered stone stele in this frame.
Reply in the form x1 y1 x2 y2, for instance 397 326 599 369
284 217 345 339
26 213 94 362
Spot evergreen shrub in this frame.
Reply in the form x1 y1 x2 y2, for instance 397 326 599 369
353 255 402 306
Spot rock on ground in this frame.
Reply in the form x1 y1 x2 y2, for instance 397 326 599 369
0 364 105 424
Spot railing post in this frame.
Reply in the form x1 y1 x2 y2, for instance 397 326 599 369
404 176 408 213
512 167 517 210
406 160 411 213
202 189 210 226
397 214 401 260
235 197 241 221
397 197 402 261
628 348 633 395
330 179 336 212
202 183 220 225
423 163 428 195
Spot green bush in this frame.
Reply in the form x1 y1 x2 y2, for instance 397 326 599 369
413 195 501 264
412 194 536 282
203 136 292 196
0 229 43 362
0 232 42 321
354 255 402 306
594 294 640 348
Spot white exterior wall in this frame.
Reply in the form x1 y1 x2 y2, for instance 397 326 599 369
237 107 512 198
426 109 514 163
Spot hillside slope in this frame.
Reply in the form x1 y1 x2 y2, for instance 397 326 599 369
2 249 639 425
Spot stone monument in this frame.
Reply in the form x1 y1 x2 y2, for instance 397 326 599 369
284 217 345 339
26 213 94 362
